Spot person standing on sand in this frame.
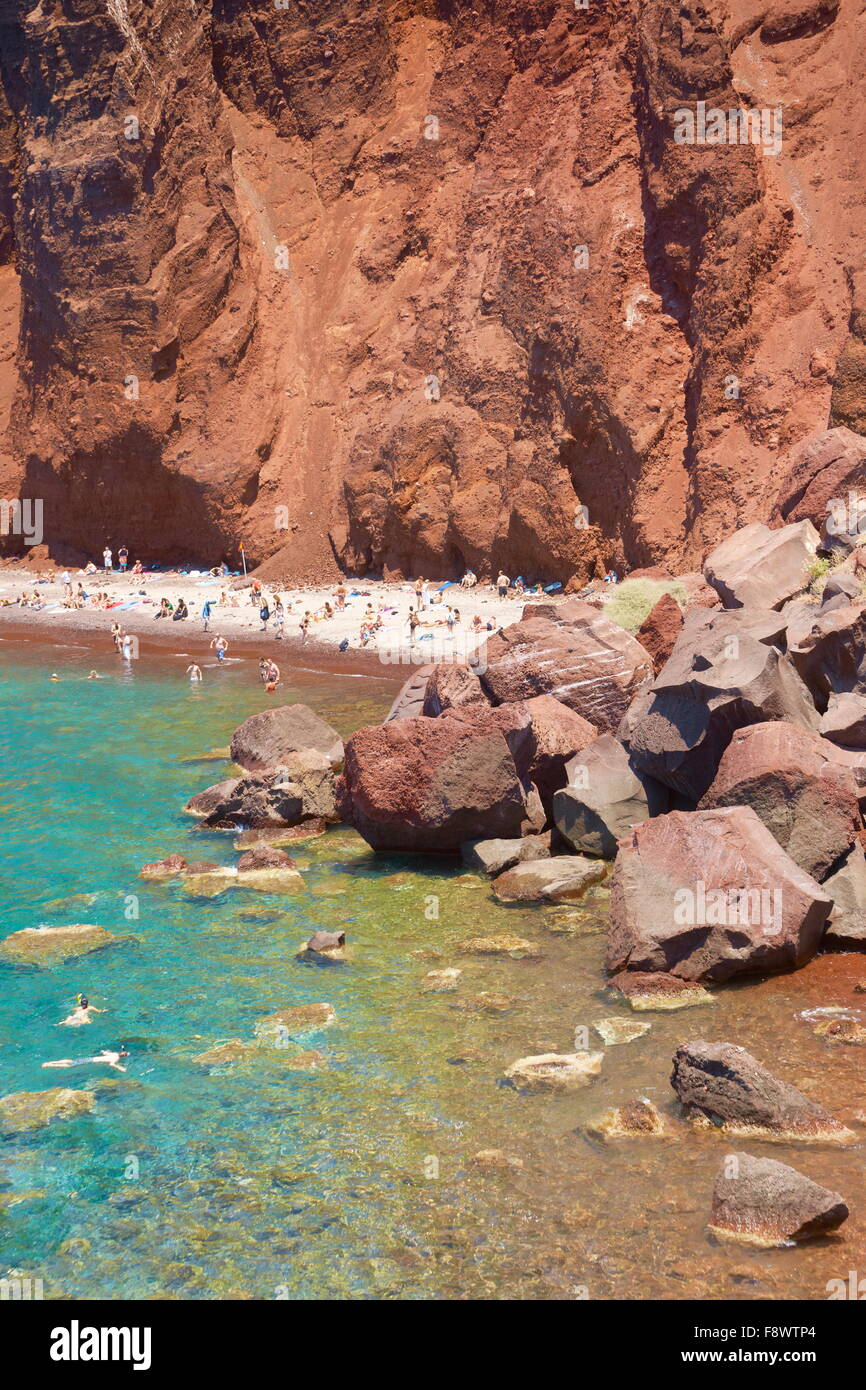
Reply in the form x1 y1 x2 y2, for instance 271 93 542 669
103 546 113 571
336 583 346 610
273 597 285 640
260 598 270 632
408 607 419 644
201 599 212 632
300 612 310 643
211 635 228 662
118 546 128 573
496 571 509 599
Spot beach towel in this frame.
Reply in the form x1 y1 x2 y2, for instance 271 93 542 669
543 582 562 592
436 581 455 591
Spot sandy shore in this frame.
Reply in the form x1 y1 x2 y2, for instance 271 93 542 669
0 565 547 672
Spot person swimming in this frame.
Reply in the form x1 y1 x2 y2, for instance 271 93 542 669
43 1047 129 1072
58 994 106 1027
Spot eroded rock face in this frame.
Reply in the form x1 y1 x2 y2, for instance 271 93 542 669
422 664 490 716
481 608 653 733
627 606 819 802
230 705 343 773
698 721 862 882
820 691 866 747
0 3 861 579
670 1041 854 1142
709 1152 848 1247
607 807 831 982
787 601 866 710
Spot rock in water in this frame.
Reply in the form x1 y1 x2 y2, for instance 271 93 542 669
504 1052 604 1091
461 834 551 877
703 520 819 610
480 606 653 733
0 1087 95 1136
554 733 669 859
606 970 714 1012
194 755 338 828
493 856 607 903
588 1099 667 1140
709 1152 848 1247
139 854 187 879
230 704 343 772
253 1003 336 1043
670 1041 855 1143
698 721 861 881
607 807 831 983
456 934 541 957
0 923 123 966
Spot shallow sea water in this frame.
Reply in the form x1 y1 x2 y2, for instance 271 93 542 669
0 638 864 1300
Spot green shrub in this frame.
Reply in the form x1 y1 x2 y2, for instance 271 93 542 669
605 578 688 635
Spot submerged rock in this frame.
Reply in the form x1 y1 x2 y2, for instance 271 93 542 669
670 1041 855 1143
468 1149 524 1172
588 1098 667 1140
421 968 462 993
230 704 343 773
296 930 347 963
449 990 516 1014
709 1152 848 1247
593 1016 651 1046
492 856 607 903
253 1003 336 1044
456 934 541 958
813 1016 866 1045
180 866 239 899
233 820 327 848
504 1051 603 1091
0 1087 95 1135
606 970 714 1012
0 923 123 966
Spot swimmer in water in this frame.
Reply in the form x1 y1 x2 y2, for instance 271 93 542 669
87 670 100 680
50 673 59 681
58 994 106 1027
42 1047 129 1073
186 664 202 681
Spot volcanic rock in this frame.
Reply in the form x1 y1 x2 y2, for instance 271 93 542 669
771 426 866 547
461 833 551 877
606 970 715 1012
698 721 861 881
422 663 490 715
670 1041 854 1142
139 854 187 880
197 755 338 828
822 845 866 950
703 520 819 611
820 691 866 747
607 807 831 983
492 856 607 903
480 607 653 732
635 592 683 673
230 705 343 772
386 666 438 721
554 733 669 858
0 923 122 966
709 1151 848 1247
503 1052 603 1092
0 1088 96 1136
587 1099 667 1141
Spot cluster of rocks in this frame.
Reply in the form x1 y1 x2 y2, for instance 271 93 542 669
335 494 866 992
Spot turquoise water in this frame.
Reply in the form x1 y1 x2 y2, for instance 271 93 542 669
2 637 865 1301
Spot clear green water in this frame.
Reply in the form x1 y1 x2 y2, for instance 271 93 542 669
1 637 865 1300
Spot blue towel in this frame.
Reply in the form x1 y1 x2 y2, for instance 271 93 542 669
543 582 562 592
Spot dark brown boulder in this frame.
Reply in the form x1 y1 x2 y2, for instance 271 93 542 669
671 1041 854 1142
230 704 343 772
607 806 831 982
709 1152 848 1247
554 733 669 859
819 690 866 746
786 599 866 709
627 607 819 802
198 754 337 828
698 721 861 881
185 778 243 818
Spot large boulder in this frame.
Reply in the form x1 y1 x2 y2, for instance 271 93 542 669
480 604 653 732
786 599 866 709
195 753 338 828
422 663 490 716
497 694 597 814
709 1153 848 1247
607 807 832 982
554 733 669 858
336 706 544 852
822 845 866 950
635 592 683 674
698 722 861 881
385 665 437 721
627 607 819 802
230 704 343 772
185 777 242 817
819 690 866 746
770 425 866 550
703 520 819 610
670 1040 855 1142
0 923 122 966
461 834 551 877
0 1087 96 1136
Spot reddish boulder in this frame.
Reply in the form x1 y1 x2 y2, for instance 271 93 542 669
635 592 683 674
422 663 490 716
699 721 861 881
820 692 866 749
197 755 337 828
704 520 819 611
627 607 819 802
710 1152 848 1247
230 704 343 772
607 807 831 983
770 426 866 546
140 854 187 880
671 1041 854 1142
822 845 866 950
481 605 652 733
236 843 297 872
503 694 597 814
337 708 544 852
